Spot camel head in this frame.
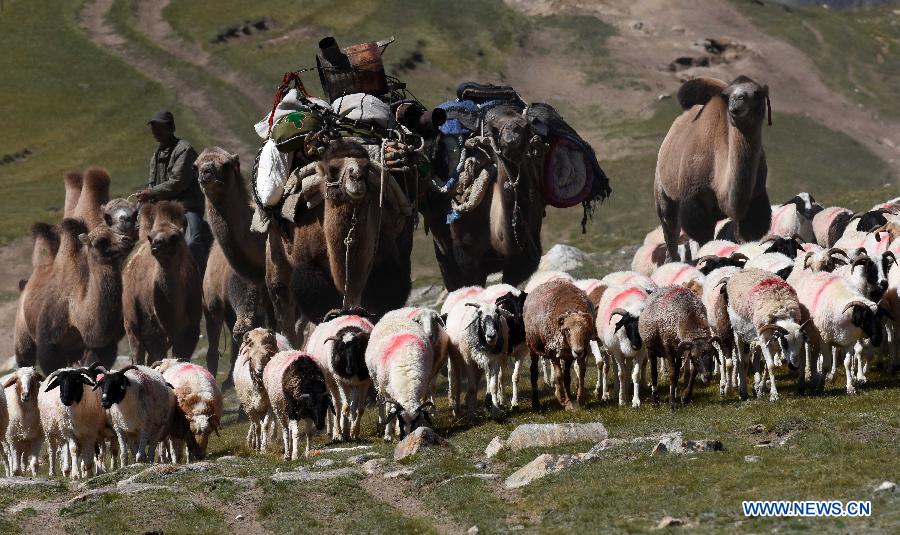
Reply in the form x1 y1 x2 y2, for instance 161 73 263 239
317 139 372 204
78 224 134 265
195 147 241 201
102 198 138 242
141 201 187 259
485 105 530 157
722 76 770 128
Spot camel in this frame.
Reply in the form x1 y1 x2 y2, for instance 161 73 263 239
266 139 415 340
15 223 61 367
25 219 133 373
423 105 546 289
203 243 264 387
655 76 772 260
101 198 139 242
72 167 111 230
63 171 83 218
122 201 202 364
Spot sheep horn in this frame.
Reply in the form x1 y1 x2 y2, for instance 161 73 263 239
851 257 871 268
610 308 632 320
87 361 107 374
117 365 138 374
824 247 849 259
842 301 867 315
884 251 897 266
148 360 163 369
464 302 481 309
803 254 812 270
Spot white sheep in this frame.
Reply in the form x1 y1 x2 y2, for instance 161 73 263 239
235 328 277 453
524 270 574 293
812 206 852 248
262 350 305 459
596 284 649 407
153 359 223 462
767 195 819 243
365 318 436 440
696 239 739 258
600 271 658 294
440 286 484 316
3 367 44 476
38 367 106 478
445 299 511 420
93 364 176 464
745 252 794 280
701 265 741 396
304 312 374 440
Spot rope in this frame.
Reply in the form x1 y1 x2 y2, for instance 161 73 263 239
341 207 358 309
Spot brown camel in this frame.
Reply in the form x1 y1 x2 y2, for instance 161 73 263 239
15 223 61 367
25 219 133 373
266 139 415 340
655 76 772 260
423 105 546 290
101 197 139 242
203 243 265 387
123 201 202 364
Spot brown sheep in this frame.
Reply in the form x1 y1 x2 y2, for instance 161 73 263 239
523 279 596 410
655 76 772 260
639 285 718 410
123 201 202 364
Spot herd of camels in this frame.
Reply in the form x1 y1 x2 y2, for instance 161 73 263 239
14 75 772 379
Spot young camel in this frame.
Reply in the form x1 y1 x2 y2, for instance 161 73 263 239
123 201 202 365
655 76 773 260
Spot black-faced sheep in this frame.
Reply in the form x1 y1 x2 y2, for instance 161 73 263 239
38 367 105 478
282 354 333 457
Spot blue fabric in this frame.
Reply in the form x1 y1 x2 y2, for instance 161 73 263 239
437 100 478 135
446 209 461 225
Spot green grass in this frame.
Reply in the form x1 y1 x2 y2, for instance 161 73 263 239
732 0 900 121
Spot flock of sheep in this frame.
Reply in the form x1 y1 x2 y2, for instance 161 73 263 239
3 189 900 477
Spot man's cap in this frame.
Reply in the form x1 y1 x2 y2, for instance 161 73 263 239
148 110 175 124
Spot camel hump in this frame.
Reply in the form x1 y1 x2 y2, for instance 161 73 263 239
677 77 728 110
58 217 89 238
82 166 111 192
31 222 60 256
63 170 83 189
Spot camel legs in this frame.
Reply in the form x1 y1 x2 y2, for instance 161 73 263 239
203 298 225 380
655 185 682 262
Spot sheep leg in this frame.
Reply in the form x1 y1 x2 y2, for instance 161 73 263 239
668 355 681 411
761 343 779 401
733 336 749 401
649 350 660 406
818 346 834 392
304 420 314 456
590 340 603 398
682 358 697 404
796 342 807 395
448 353 463 419
289 420 301 461
575 353 587 406
657 190 682 262
510 358 521 408
843 349 856 395
46 438 58 478
280 417 292 460
752 347 765 398
854 342 867 386
530 354 541 411
540 357 552 386
382 400 394 442
465 362 479 422
614 351 628 407
338 386 351 442
825 345 838 386
631 355 644 408
559 359 576 410
550 359 567 408
67 438 82 479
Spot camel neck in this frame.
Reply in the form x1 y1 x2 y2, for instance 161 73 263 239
205 178 265 281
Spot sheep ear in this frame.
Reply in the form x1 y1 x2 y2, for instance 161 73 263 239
44 376 60 392
439 313 448 326
79 373 96 386
3 376 18 388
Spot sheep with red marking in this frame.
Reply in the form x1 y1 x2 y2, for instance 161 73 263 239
440 286 484 316
813 206 853 247
767 193 821 242
736 236 805 260
524 270 575 294
3 367 44 476
38 367 105 478
638 286 718 411
631 242 668 276
745 252 795 280
696 239 739 259
596 284 649 407
601 271 657 294
701 264 742 396
365 318 436 440
304 310 374 440
790 271 887 393
151 359 223 461
795 247 849 274
92 364 176 464
234 328 277 453
524 279 596 410
650 262 705 289
263 350 332 459
445 298 511 420
722 269 806 400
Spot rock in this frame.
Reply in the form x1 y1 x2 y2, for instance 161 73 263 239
538 244 590 273
394 427 453 461
215 455 242 463
657 94 671 101
652 436 722 455
347 453 381 465
657 516 683 529
744 455 761 463
474 461 488 471
506 422 608 452
406 285 443 307
685 440 723 452
874 481 896 493
362 458 385 475
314 458 335 468
468 526 479 535
439 473 499 486
235 514 244 520
505 453 593 489
484 436 506 458
271 467 356 482
70 482 167 504
0 477 62 489
586 438 625 456
383 468 414 480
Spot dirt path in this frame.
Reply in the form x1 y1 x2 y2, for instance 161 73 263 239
78 0 254 160
360 475 467 535
133 0 271 111
505 0 900 175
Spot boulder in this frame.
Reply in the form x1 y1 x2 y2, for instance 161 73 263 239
484 436 506 459
383 468 414 480
506 422 608 451
505 453 592 489
874 481 896 494
362 458 386 475
538 244 590 273
313 458 335 468
656 516 684 529
394 427 453 461
651 436 722 455
271 467 357 482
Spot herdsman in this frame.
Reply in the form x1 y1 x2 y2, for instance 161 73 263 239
136 110 213 275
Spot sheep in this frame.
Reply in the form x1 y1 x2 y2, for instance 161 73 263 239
3 367 44 476
601 271 658 294
638 285 718 410
791 271 887 393
523 279 596 410
701 264 741 396
92 364 176 464
38 367 105 478
631 242 667 276
440 286 484 316
650 262 706 289
365 318 436 440
304 311 374 440
262 350 304 459
696 239 739 258
281 354 333 458
695 253 748 276
813 206 852 247
445 298 511 420
745 252 794 280
767 193 821 242
795 247 849 274
524 270 574 294
722 269 806 401
234 328 277 453
596 284 649 407
152 359 223 461
834 250 889 303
